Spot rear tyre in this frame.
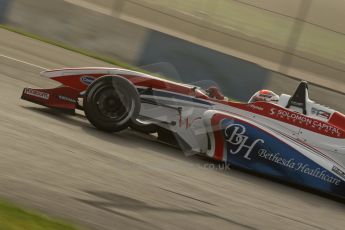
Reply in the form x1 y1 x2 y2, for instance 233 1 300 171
84 76 140 132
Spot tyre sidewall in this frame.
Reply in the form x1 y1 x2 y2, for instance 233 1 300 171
84 76 140 132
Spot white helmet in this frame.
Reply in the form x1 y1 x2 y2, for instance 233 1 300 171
249 90 279 103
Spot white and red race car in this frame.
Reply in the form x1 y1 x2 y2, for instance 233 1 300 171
21 64 345 199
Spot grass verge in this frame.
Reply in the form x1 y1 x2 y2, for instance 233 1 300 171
0 199 79 230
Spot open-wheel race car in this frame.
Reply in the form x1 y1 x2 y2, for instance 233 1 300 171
21 63 345 199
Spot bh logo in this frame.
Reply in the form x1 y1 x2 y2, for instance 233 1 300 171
224 123 264 160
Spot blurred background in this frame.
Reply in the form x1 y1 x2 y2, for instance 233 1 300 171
1 0 344 110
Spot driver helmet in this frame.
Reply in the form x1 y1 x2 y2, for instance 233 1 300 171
249 90 279 103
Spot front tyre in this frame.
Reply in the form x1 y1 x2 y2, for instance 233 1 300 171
84 76 140 132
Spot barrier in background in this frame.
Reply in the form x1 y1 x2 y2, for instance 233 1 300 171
5 0 149 63
138 31 269 101
105 0 345 94
0 0 10 23
5 0 270 101
265 72 344 113
2 0 345 111
138 31 345 111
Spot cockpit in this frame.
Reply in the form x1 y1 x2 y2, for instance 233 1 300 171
190 80 228 101
250 81 335 121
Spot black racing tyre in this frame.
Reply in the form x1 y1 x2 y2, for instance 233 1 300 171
129 118 158 134
84 76 140 132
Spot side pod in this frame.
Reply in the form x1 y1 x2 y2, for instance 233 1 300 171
203 110 345 199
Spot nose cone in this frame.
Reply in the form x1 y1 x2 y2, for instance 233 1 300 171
40 69 64 78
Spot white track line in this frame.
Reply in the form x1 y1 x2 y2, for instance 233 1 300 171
64 0 112 15
0 54 48 70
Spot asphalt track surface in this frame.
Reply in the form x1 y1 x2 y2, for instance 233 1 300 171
0 29 345 230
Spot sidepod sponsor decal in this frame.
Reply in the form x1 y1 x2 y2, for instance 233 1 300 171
269 108 341 136
220 118 343 188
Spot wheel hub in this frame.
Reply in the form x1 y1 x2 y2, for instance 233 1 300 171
96 89 128 119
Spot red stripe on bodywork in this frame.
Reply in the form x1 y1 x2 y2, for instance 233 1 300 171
210 114 225 161
228 102 345 139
